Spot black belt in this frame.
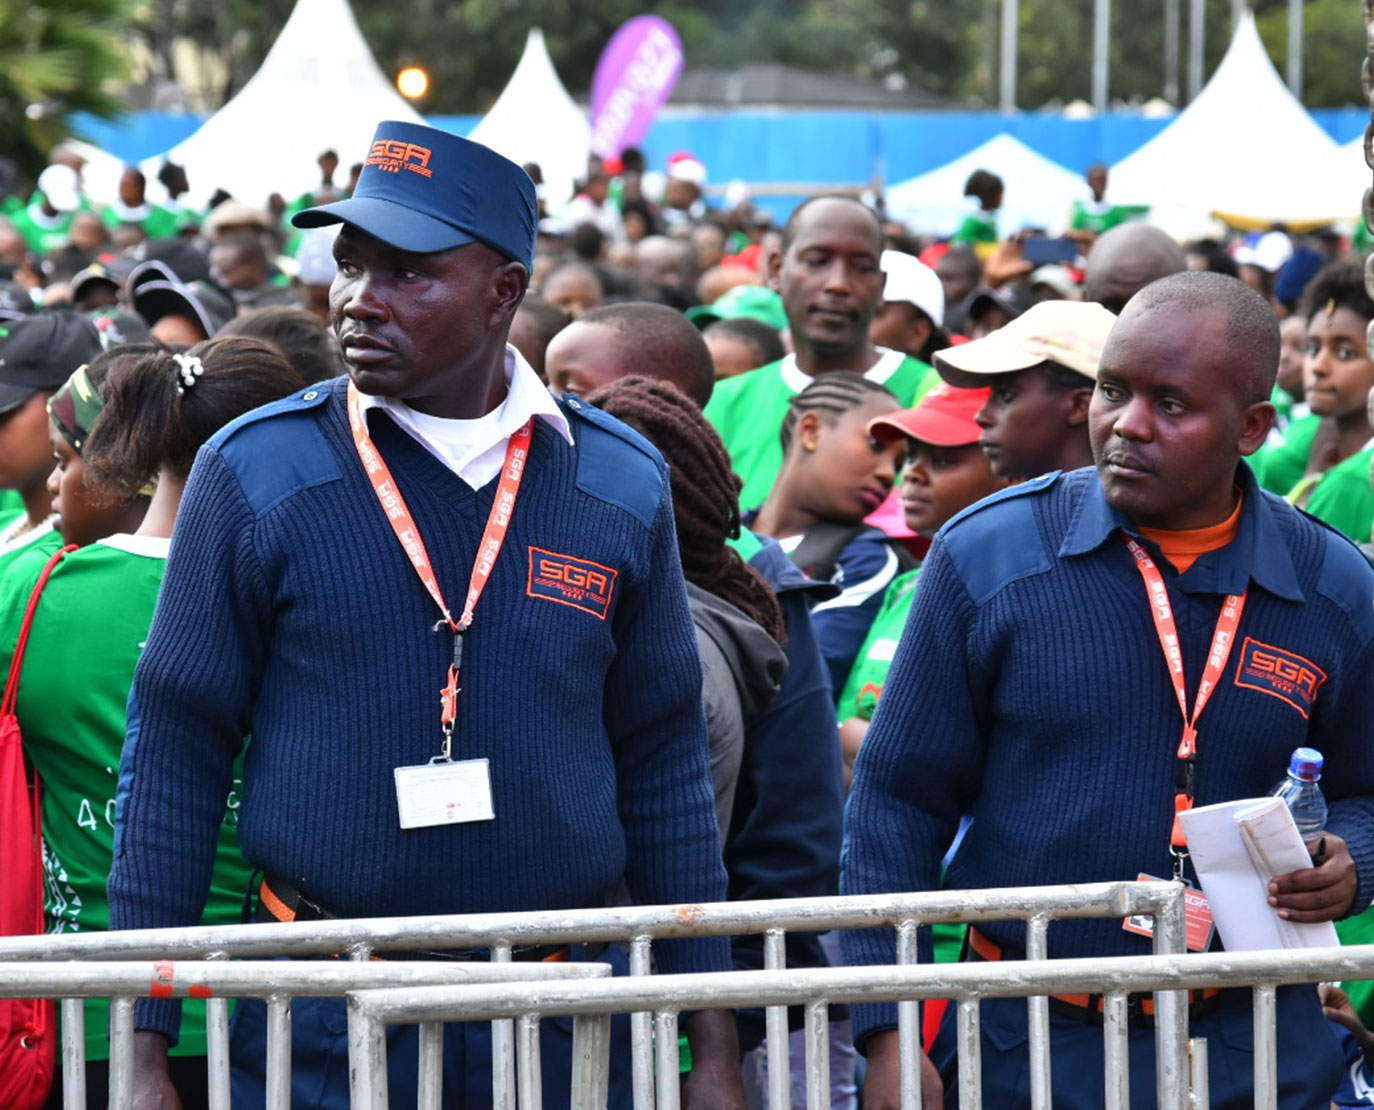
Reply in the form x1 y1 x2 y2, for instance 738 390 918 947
256 875 577 963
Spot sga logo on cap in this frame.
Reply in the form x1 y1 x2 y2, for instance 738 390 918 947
365 140 435 180
293 120 537 270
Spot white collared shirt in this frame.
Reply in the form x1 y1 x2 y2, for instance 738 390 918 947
0 516 54 557
358 345 574 491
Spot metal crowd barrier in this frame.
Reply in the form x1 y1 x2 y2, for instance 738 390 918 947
0 960 605 1110
347 943 1374 1110
0 880 1186 1109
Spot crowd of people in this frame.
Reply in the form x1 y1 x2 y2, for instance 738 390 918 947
3 116 1374 1110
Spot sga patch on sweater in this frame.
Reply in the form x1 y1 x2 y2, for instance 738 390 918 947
1233 637 1326 718
527 547 618 619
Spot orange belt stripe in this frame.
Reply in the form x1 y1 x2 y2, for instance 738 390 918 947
258 880 297 923
967 927 1221 1013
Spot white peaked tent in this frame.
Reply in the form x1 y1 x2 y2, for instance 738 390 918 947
1109 12 1339 234
885 134 1087 237
467 29 590 208
1315 135 1368 226
145 0 423 207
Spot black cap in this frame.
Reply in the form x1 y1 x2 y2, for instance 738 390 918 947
89 309 152 350
70 259 134 303
0 311 104 415
128 261 236 339
0 282 34 324
133 239 212 284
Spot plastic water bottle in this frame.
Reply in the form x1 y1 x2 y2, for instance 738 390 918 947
1268 747 1328 841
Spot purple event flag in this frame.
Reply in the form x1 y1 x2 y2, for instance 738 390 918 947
589 15 684 159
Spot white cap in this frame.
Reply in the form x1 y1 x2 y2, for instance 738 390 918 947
666 153 707 186
1028 264 1081 300
880 249 945 329
37 164 80 213
295 226 339 286
1237 230 1293 275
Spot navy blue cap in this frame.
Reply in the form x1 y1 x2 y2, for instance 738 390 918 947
292 121 537 271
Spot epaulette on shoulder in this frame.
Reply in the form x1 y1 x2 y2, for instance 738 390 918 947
939 469 1062 537
935 470 1062 604
209 379 343 518
559 394 666 529
1292 504 1374 640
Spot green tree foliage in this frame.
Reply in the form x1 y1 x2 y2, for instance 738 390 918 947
0 0 131 176
131 0 1363 116
1256 0 1365 107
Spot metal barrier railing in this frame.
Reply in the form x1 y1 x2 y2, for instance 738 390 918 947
0 881 1187 1110
0 959 605 1110
347 944 1374 1110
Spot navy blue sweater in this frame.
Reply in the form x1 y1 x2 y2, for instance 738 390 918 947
109 380 729 1041
841 464 1374 1043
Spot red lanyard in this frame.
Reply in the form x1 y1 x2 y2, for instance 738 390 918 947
1123 536 1246 857
348 384 532 759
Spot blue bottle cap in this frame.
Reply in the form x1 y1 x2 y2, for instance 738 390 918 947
1289 747 1323 779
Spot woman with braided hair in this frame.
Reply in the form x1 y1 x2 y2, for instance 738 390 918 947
588 375 785 837
0 338 306 1109
751 371 914 697
557 305 849 1108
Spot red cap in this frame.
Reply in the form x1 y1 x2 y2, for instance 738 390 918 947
869 383 989 447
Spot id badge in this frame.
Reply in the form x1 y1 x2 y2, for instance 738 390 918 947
393 758 495 829
1122 872 1216 952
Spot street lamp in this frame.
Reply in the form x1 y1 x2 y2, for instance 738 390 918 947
397 66 430 100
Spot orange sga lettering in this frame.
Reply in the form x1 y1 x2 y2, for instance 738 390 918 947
1248 649 1322 697
537 557 610 595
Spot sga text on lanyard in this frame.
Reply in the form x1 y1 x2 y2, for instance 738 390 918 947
1124 536 1246 879
348 383 532 761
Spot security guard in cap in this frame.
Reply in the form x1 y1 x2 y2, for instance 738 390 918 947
110 120 746 1108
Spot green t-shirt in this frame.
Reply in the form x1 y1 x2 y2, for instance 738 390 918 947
1304 446 1374 544
0 489 24 531
836 568 919 722
10 202 75 255
1339 909 1374 1025
0 523 62 579
704 352 940 511
1069 199 1148 235
100 203 178 241
1251 413 1321 497
0 536 252 1060
950 210 998 246
1269 384 1294 426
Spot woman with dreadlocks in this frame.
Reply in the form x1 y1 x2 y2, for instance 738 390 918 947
750 372 914 697
587 375 786 837
588 373 858 1109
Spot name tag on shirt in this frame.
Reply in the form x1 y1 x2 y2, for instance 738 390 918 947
394 758 495 829
1122 872 1215 952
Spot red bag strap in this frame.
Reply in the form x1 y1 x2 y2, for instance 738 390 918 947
1 545 77 720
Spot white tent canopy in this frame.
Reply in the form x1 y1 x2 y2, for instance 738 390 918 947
467 29 589 209
145 0 423 208
1316 135 1368 227
885 133 1087 237
1109 12 1339 234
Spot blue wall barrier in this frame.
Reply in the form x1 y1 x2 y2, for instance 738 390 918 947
72 106 1368 220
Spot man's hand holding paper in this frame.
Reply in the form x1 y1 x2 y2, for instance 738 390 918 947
1269 833 1358 923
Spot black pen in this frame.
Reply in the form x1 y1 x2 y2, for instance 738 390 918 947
1314 835 1327 867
